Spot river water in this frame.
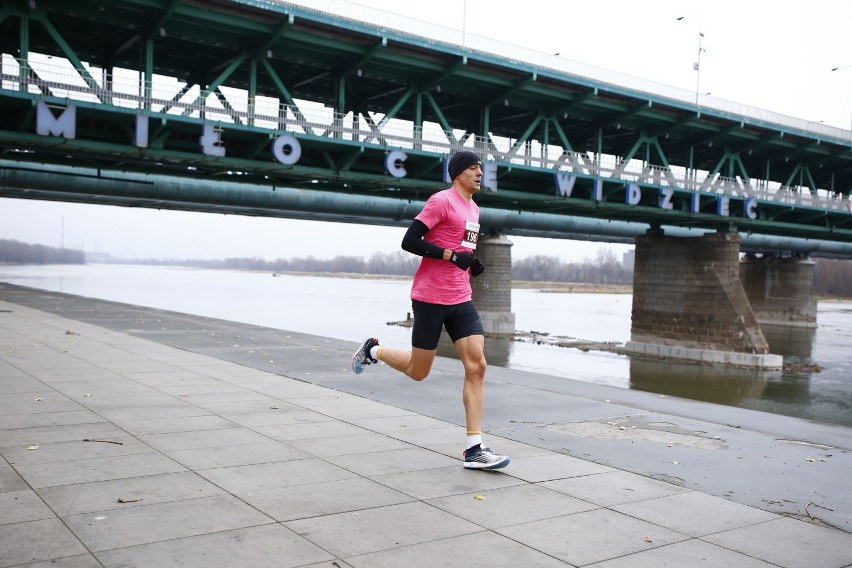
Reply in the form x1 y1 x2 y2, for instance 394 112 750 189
2 263 851 427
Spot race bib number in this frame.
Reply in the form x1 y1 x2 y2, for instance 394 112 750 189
461 221 480 249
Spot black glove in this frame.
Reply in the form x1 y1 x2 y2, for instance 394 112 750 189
449 251 476 271
470 255 485 277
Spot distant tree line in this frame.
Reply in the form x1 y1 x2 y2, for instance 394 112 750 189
128 251 421 276
4 238 852 296
0 239 85 264
513 248 631 283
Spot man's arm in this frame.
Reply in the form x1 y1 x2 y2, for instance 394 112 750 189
401 219 478 270
401 219 450 260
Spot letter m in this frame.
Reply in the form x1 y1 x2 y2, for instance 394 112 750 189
36 101 76 139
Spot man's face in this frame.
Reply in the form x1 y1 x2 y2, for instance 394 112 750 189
457 162 482 193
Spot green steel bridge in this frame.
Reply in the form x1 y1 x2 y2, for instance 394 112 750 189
1 0 851 255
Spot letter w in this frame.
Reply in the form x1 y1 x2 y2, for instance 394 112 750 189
554 172 577 197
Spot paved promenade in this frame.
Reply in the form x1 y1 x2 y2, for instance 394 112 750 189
2 284 852 567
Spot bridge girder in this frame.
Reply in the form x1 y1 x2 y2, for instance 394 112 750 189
0 0 850 247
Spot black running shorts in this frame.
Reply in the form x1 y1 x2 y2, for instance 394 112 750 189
410 299 484 350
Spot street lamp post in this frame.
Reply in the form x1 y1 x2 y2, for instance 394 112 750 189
831 65 852 136
677 15 705 106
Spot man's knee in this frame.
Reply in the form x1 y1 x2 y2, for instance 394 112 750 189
408 368 430 382
465 357 487 381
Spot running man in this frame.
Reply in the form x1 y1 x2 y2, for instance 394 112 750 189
351 150 509 470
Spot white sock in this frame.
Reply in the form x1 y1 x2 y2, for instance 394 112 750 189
369 345 380 360
466 434 482 450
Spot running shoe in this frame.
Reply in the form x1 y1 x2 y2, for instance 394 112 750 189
463 444 510 470
352 336 379 374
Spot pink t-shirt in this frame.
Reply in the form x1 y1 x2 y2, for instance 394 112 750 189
410 188 480 305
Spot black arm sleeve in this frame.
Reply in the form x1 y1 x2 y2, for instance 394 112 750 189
401 219 445 259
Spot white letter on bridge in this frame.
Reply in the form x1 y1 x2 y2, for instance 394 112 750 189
385 150 407 178
481 162 498 192
135 115 149 148
554 172 577 197
658 187 674 210
199 124 225 157
36 101 76 139
592 178 603 202
626 183 641 205
717 196 731 216
272 134 302 165
744 197 758 220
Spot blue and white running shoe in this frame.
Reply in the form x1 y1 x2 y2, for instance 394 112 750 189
464 444 510 470
352 336 379 374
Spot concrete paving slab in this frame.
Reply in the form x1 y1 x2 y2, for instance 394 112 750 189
63 494 274 553
0 391 78 407
93 524 335 568
496 508 689 566
37 471 226 516
18 555 104 568
286 432 414 457
371 465 524 501
191 398 313 415
0 422 129 447
252 420 372 442
121 370 235 388
94 403 211 422
345 530 570 568
584 538 780 567
241 477 415 521
426 483 599 529
0 397 87 416
703 517 852 568
348 414 457 434
160 389 272 405
0 410 105 430
164 440 309 470
0 436 151 466
0 464 29 492
138 426 272 452
381 425 462 448
219 408 334 427
325 447 459 477
283 395 416 420
541 469 690 506
0 518 88 567
613 491 778 537
14 451 186 488
196 458 357 493
503 452 616 482
0 490 54 525
284 501 484 558
110 414 241 436
0 379 53 395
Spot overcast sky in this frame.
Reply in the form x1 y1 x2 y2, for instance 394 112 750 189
1 0 850 262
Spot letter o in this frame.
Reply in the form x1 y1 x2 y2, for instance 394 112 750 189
273 134 302 165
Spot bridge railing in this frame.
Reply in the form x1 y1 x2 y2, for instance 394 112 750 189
1 54 849 213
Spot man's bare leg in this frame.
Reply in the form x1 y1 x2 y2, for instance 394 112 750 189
454 335 486 433
378 345 436 382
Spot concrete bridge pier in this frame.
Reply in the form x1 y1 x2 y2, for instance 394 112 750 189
471 233 516 335
625 230 783 368
740 255 817 328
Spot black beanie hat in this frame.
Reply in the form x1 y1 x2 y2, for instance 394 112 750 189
447 151 481 181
